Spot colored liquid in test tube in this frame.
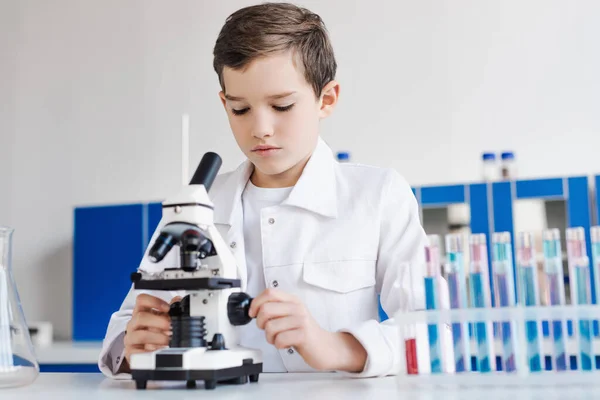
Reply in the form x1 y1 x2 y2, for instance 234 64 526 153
516 232 542 372
491 232 517 373
566 227 593 371
424 235 443 373
444 234 470 373
592 227 600 311
468 234 494 373
542 229 567 371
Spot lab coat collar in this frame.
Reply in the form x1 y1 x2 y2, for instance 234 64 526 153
281 137 338 218
212 137 338 225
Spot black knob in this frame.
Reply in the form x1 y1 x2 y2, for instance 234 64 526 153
210 333 226 350
130 272 142 283
227 292 253 326
169 295 191 317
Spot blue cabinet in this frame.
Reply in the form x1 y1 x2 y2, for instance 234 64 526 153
73 203 161 341
417 182 493 261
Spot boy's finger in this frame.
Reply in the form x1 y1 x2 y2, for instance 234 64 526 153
130 312 171 332
146 326 172 335
255 302 297 330
145 343 169 352
264 316 301 344
249 288 298 318
127 330 171 347
272 329 302 350
124 332 148 349
170 296 183 305
134 294 170 313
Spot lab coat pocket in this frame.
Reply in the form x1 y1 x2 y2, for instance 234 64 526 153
302 260 377 331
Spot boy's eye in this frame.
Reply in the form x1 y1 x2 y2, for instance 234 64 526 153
231 107 249 116
273 104 295 112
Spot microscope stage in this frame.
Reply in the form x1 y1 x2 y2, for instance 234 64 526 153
131 271 241 291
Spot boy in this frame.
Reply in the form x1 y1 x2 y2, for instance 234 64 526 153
99 2 427 378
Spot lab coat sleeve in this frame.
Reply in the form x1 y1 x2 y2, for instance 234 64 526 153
338 169 427 378
98 218 184 379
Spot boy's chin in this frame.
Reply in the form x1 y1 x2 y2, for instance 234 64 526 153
252 159 298 176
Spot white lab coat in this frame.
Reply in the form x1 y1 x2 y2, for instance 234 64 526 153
98 137 434 379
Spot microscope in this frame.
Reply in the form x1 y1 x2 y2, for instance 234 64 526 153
128 152 262 390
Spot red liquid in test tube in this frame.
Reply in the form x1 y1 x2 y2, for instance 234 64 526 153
405 339 418 374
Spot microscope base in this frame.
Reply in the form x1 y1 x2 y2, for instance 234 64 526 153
130 347 263 390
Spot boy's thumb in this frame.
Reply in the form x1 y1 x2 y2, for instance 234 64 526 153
170 296 183 305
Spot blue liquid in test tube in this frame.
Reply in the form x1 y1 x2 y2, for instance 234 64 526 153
468 234 494 373
592 227 600 309
516 232 542 372
424 235 443 373
543 229 567 371
492 232 517 373
445 234 470 373
566 228 593 371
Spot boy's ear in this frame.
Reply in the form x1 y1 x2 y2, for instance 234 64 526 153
219 91 227 110
319 80 340 119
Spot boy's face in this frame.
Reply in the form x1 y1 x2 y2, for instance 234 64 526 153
219 51 338 185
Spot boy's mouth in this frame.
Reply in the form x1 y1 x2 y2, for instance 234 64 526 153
251 145 282 156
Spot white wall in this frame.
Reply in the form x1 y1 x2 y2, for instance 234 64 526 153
0 0 16 224
2 0 600 340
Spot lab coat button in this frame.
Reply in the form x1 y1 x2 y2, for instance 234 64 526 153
272 280 279 288
287 348 294 355
268 218 275 225
230 242 237 249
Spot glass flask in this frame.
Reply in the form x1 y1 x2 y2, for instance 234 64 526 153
0 226 39 388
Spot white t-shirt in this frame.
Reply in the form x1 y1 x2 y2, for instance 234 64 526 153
238 179 293 372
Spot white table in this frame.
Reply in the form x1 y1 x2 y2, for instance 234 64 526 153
2 372 599 399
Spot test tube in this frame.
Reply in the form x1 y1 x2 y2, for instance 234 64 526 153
516 232 542 372
444 234 471 373
592 227 600 310
543 229 567 371
566 227 593 371
399 261 419 375
424 235 443 373
468 234 494 373
491 232 517 372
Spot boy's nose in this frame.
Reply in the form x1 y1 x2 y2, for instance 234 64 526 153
253 129 273 139
251 111 274 139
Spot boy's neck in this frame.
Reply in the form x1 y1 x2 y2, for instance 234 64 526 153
250 155 311 188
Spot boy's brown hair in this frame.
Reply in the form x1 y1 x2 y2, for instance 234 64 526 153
213 2 337 98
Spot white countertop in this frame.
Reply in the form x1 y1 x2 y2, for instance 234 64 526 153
2 372 599 399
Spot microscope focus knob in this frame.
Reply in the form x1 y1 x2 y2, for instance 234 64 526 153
227 292 253 326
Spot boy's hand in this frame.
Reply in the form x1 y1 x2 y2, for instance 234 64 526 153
249 289 367 373
122 294 181 369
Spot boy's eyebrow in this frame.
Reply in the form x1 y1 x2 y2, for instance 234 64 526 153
224 91 297 101
267 91 297 99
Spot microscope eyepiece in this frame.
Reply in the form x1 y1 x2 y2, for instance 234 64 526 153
148 232 177 263
190 152 222 192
